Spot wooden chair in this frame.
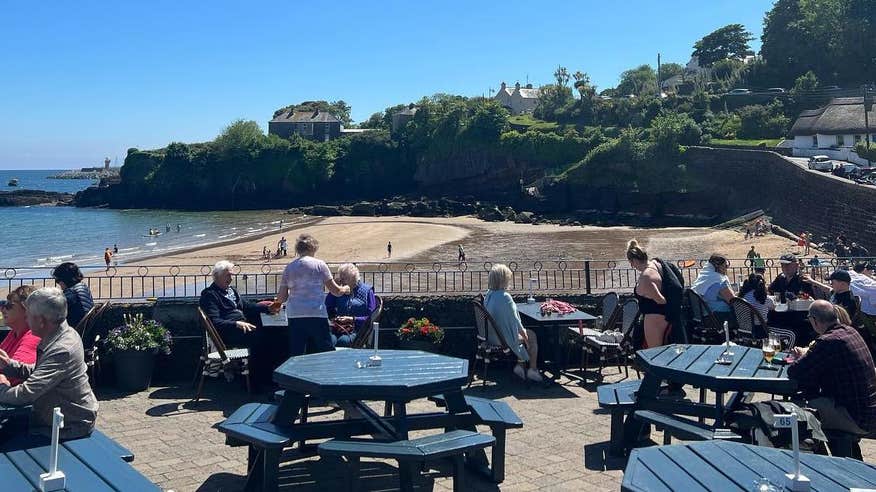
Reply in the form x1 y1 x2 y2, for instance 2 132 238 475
729 297 767 344
582 298 640 382
598 292 620 331
471 300 520 386
193 307 251 403
768 326 796 350
350 295 384 349
684 289 724 344
78 301 110 385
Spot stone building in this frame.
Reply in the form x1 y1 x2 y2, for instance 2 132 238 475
269 110 342 142
493 82 540 115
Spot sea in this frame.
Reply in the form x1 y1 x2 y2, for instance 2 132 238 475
0 170 293 271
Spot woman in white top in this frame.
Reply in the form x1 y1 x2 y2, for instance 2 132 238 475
274 234 349 356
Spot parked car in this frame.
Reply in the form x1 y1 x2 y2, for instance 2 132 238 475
832 162 861 179
728 88 751 95
765 88 786 94
807 155 834 171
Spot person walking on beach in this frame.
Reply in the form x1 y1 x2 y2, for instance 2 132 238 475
262 246 270 260
279 237 288 256
176 224 181 233
458 244 466 262
103 248 113 272
387 241 392 259
166 224 171 233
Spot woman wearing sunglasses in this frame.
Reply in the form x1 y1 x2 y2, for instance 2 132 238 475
0 285 40 386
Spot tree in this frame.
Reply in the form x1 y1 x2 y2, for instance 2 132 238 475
760 0 811 85
616 65 657 97
554 66 571 87
658 62 684 83
736 103 790 139
791 71 820 95
572 71 596 100
692 24 753 67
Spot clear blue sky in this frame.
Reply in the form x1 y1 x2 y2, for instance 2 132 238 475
0 0 774 169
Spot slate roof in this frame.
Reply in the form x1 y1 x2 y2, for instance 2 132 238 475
516 88 540 99
790 97 876 136
270 110 341 124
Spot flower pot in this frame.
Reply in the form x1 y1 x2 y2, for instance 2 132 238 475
398 339 440 353
113 349 156 392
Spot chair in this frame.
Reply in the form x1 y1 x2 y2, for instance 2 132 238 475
598 292 620 331
351 295 384 349
193 307 251 402
471 300 520 386
684 289 724 344
582 299 640 382
78 301 111 385
729 297 767 344
768 327 796 350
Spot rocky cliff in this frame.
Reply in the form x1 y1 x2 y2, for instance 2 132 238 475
0 190 73 207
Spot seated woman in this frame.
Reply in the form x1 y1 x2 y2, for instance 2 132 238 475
325 263 377 347
0 286 41 386
739 273 774 338
51 262 94 328
483 264 542 382
691 254 736 326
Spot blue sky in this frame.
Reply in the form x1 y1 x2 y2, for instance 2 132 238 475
0 0 774 169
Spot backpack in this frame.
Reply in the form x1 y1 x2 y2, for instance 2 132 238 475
725 401 827 452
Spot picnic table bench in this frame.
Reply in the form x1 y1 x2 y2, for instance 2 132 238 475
596 379 640 456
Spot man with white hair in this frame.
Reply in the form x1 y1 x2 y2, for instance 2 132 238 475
0 287 98 439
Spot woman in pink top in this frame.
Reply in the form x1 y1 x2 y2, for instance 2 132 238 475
274 234 350 356
0 285 41 386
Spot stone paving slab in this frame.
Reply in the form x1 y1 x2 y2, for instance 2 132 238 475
93 366 876 491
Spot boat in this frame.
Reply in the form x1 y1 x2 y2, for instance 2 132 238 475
7 178 18 186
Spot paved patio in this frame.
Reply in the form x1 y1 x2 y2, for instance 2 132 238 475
95 368 876 491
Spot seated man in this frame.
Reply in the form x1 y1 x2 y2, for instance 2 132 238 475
789 300 876 436
0 287 99 439
804 270 859 320
768 253 814 300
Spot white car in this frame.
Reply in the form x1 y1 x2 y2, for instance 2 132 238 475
807 155 833 172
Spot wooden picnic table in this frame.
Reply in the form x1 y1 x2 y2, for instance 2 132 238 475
515 302 596 376
623 440 876 491
622 344 799 451
0 431 158 491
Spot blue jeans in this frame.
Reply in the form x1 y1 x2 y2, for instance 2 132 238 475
331 332 357 348
288 317 334 356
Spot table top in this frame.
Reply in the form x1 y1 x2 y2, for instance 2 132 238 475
273 349 469 401
0 432 158 491
623 440 876 491
515 302 597 323
636 344 798 394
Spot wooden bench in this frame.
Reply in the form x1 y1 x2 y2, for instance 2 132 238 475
427 394 523 482
318 429 495 492
218 403 294 491
633 410 741 445
596 379 641 456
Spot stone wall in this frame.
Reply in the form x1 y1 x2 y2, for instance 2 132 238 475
86 294 603 388
685 146 876 250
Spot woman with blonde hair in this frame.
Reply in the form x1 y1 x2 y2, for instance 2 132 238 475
483 264 542 382
325 263 377 347
275 234 350 356
627 240 670 348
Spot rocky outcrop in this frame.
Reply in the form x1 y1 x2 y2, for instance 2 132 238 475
0 190 74 207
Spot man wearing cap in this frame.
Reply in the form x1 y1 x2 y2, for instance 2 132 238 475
789 300 876 438
768 253 814 300
805 270 858 319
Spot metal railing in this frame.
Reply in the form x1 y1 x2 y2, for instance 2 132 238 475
1 256 862 300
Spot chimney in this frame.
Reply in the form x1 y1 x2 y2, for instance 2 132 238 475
515 81 521 90
104 157 110 170
525 83 533 89
500 82 506 90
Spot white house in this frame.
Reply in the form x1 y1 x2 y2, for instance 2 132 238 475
789 97 875 166
493 81 540 115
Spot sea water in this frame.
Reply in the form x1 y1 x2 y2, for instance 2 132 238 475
0 170 293 269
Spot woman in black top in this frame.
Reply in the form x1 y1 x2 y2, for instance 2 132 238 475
51 262 94 328
627 240 668 348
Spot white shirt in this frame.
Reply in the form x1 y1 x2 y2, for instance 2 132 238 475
279 256 332 318
848 271 876 315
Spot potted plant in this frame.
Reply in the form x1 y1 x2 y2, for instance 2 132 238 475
396 317 444 352
105 313 172 391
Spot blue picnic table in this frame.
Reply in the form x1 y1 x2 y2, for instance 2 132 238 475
622 344 799 452
623 440 876 491
0 431 157 491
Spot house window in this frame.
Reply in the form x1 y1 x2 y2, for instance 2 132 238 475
812 136 818 147
837 134 845 146
297 123 313 136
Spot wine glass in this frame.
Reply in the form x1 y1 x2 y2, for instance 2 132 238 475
762 337 776 370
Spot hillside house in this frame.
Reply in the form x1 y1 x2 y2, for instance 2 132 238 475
269 110 342 141
493 82 540 115
790 97 875 166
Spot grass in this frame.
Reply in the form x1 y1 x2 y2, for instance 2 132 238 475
708 138 784 148
507 114 558 131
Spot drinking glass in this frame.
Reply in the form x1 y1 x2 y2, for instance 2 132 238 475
762 338 776 369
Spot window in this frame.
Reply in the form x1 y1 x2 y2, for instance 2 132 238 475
812 136 818 147
837 134 845 146
297 123 313 136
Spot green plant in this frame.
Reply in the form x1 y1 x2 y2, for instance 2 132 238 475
396 317 444 344
105 313 172 354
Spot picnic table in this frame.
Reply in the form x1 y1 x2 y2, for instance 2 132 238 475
0 431 157 491
515 302 597 376
622 344 798 451
623 440 876 491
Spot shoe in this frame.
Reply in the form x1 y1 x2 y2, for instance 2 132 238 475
526 368 543 382
513 365 526 380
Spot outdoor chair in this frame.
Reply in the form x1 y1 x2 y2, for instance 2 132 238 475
568 292 621 371
729 297 767 345
193 307 251 403
684 289 724 344
471 299 520 386
768 326 796 350
581 298 640 382
350 295 383 349
77 301 111 385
